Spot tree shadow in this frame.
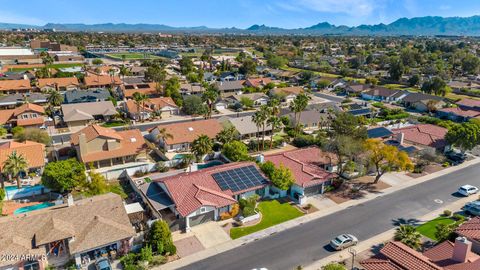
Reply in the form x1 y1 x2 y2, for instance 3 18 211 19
370 243 385 254
392 218 422 226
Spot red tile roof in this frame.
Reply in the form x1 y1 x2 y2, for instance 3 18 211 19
244 78 272 88
37 77 79 88
392 124 447 149
0 79 32 92
16 117 45 127
0 109 14 124
457 98 480 108
456 217 480 242
424 241 480 267
84 75 122 87
126 97 178 114
13 103 45 116
157 162 265 217
122 83 158 98
438 107 480 118
360 258 402 270
0 141 45 171
264 147 337 188
362 241 441 270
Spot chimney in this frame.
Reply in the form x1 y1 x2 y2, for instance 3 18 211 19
452 236 472 263
67 193 74 207
396 132 404 145
23 74 28 80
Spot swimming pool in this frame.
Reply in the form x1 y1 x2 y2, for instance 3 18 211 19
14 202 55 215
4 185 49 200
197 160 224 169
172 154 186 160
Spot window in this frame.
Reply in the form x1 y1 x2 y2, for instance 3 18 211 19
199 207 207 213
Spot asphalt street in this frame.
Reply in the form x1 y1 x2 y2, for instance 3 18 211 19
181 163 480 270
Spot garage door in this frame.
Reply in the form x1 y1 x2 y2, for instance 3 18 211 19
304 184 323 196
189 211 215 227
216 105 226 110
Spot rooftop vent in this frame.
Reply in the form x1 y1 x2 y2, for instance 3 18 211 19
130 137 137 142
188 127 194 131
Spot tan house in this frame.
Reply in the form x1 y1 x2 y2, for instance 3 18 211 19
37 77 79 91
150 119 222 152
270 86 304 104
0 103 46 128
61 101 117 129
124 97 179 121
71 125 146 168
0 79 33 94
0 140 46 175
0 193 135 270
84 75 122 88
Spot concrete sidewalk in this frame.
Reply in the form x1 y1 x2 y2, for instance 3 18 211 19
159 158 480 270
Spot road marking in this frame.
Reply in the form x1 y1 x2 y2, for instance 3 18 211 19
434 199 444 204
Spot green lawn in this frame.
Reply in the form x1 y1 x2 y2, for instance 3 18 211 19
8 63 82 72
416 216 459 240
101 120 127 127
230 200 304 239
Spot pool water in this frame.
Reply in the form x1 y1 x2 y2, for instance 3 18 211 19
172 154 186 160
5 185 31 191
14 202 55 215
198 160 224 169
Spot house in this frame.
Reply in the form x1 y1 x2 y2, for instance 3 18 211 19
326 78 348 91
437 107 480 122
0 193 135 270
0 103 46 128
243 77 272 88
457 98 480 111
129 66 147 77
84 75 122 88
270 86 304 104
367 127 394 139
61 101 117 129
148 162 269 231
285 110 330 132
0 79 33 94
70 124 146 168
392 124 448 151
344 83 370 95
361 238 480 270
401 93 446 112
0 93 48 109
214 80 245 95
121 82 158 99
37 77 79 91
124 97 179 120
219 72 242 81
179 83 205 96
361 87 401 102
63 89 111 104
263 147 337 203
150 119 222 152
456 217 480 254
227 115 272 139
227 93 270 108
0 140 46 176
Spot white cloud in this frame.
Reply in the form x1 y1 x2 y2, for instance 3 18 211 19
295 0 377 16
439 5 451 11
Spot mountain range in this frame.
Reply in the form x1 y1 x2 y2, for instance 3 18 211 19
4 15 480 36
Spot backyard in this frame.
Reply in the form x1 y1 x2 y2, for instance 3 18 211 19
230 199 304 239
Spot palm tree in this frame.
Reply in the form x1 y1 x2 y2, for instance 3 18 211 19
132 92 150 122
2 151 29 188
202 86 219 119
258 106 270 150
191 135 213 161
267 116 283 149
216 126 238 145
119 65 131 79
289 93 310 138
394 225 422 250
155 127 173 143
252 111 264 152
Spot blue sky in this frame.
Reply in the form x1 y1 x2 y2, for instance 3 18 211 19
3 0 480 28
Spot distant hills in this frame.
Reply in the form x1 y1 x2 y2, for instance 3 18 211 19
4 15 480 36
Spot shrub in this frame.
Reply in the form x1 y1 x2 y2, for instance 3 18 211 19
134 170 146 177
243 206 256 217
155 162 169 173
120 253 138 269
259 161 276 179
164 243 176 255
149 255 166 266
230 203 240 217
292 134 317 147
220 212 232 220
442 162 450 167
140 245 153 263
453 214 465 222
0 188 5 201
443 210 452 217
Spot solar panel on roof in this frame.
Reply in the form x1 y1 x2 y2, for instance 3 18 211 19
367 127 393 138
212 165 268 192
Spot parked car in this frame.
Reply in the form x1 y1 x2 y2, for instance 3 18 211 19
329 234 358 250
463 201 480 216
447 151 467 165
458 185 479 196
95 258 112 270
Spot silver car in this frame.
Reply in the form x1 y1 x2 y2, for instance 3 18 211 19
463 201 480 216
330 234 358 250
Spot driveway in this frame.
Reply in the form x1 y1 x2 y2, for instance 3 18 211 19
179 163 480 270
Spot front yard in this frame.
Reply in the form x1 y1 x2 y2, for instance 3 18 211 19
416 214 466 240
229 200 304 239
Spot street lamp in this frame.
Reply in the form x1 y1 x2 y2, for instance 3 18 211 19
348 247 357 270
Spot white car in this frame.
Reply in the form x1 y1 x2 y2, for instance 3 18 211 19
329 234 358 250
458 185 479 197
